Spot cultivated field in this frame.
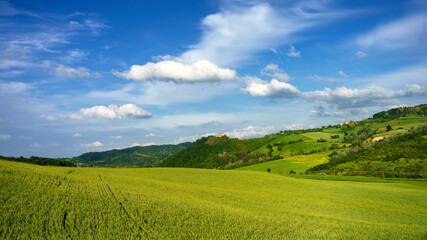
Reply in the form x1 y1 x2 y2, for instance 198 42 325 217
1 160 426 239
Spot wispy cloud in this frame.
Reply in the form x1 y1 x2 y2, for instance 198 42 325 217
356 14 427 49
0 0 40 17
310 74 340 84
356 51 367 58
260 64 290 82
177 2 345 66
0 134 11 140
303 84 427 109
55 64 101 78
287 45 301 58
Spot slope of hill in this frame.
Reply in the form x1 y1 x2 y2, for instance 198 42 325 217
70 143 190 167
1 160 426 239
154 104 427 178
306 125 427 178
372 104 426 120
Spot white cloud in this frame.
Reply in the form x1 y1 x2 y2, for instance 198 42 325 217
338 71 348 77
0 0 39 17
178 3 340 66
61 49 88 62
260 64 290 82
55 64 101 78
242 77 300 98
286 45 301 58
78 104 152 120
109 135 122 139
40 115 57 121
225 125 270 139
72 133 82 137
82 141 103 148
145 133 164 138
0 59 34 70
0 81 31 94
113 60 236 83
0 134 11 140
131 143 141 147
270 48 279 55
310 74 340 84
356 14 427 49
303 84 427 109
356 51 367 58
172 132 218 144
29 142 40 147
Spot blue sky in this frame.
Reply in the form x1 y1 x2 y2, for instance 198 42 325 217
0 0 426 157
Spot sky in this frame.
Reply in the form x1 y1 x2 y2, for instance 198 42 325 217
0 0 426 158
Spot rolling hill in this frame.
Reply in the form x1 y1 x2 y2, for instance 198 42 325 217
156 104 427 178
70 142 190 167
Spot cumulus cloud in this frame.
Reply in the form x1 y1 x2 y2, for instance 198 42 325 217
310 74 340 84
0 134 11 140
356 14 427 49
55 64 101 78
72 133 82 137
286 45 301 58
261 64 290 82
303 84 427 109
356 51 367 58
77 104 152 120
113 60 236 83
242 77 300 98
225 126 270 139
82 141 103 148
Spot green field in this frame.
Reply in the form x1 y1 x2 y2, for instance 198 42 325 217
236 152 329 174
1 160 426 239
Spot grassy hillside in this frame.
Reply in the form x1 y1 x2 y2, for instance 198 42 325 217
306 125 427 178
235 105 427 177
70 143 190 167
1 160 426 239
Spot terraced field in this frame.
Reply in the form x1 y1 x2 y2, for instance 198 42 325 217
1 160 426 239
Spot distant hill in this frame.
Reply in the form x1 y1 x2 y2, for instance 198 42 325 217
306 125 426 178
372 104 426 120
0 155 75 167
70 143 190 167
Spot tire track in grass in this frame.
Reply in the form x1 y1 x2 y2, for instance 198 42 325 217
98 175 151 236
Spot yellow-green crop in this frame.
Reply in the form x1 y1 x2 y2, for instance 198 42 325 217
1 160 426 239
